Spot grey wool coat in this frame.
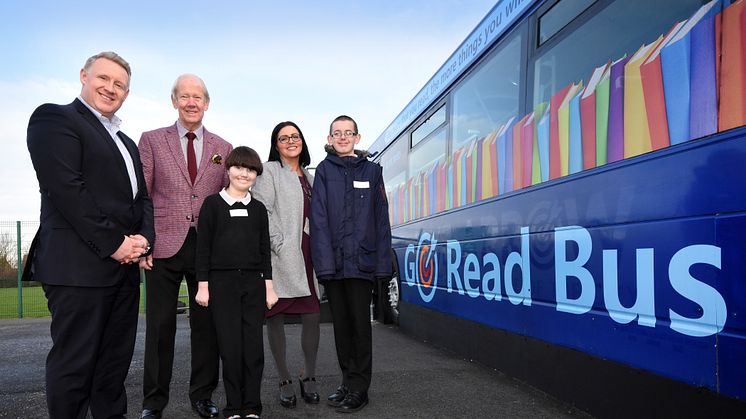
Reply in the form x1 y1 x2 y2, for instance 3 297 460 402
252 160 319 299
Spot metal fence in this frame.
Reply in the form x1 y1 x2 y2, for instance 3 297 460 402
0 220 42 318
0 220 189 319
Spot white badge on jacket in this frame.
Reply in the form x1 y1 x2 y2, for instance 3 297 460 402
353 181 370 188
230 209 249 217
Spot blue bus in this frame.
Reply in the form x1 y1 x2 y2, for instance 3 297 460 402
369 0 746 416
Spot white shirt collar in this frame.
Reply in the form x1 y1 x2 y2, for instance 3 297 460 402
176 120 204 140
78 96 122 131
220 188 251 205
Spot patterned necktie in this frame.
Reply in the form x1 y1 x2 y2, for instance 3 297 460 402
186 131 197 184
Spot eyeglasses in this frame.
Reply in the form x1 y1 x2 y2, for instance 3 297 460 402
331 130 357 139
278 134 301 144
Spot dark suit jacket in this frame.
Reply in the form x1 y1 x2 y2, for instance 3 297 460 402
24 98 155 287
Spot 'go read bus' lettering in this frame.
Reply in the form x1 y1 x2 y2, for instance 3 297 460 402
403 227 726 338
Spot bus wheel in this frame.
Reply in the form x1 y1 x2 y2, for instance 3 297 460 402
382 270 400 325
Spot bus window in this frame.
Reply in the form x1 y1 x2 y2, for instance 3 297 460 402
532 0 706 107
452 34 522 151
408 128 446 220
410 129 446 175
412 105 446 147
380 134 408 188
379 135 408 225
538 0 596 46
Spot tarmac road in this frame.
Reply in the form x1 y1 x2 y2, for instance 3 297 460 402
0 315 592 418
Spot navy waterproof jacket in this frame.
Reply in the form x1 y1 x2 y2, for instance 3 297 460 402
310 146 392 282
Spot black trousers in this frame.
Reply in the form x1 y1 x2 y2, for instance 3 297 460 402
210 270 266 417
43 275 139 419
142 229 219 410
325 278 373 393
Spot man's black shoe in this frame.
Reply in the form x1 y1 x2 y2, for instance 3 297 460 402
191 399 219 418
139 408 162 419
326 384 349 407
335 391 369 413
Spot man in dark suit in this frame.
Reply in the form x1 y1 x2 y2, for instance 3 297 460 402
25 51 154 418
137 74 231 419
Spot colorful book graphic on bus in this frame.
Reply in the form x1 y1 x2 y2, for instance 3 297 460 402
390 0 746 228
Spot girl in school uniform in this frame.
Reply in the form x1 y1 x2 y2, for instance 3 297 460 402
195 146 279 419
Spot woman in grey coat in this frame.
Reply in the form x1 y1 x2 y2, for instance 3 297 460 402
252 121 321 408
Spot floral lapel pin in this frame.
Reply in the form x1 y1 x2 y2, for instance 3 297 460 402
210 154 223 165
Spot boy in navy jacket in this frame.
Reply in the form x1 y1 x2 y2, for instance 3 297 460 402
310 115 392 413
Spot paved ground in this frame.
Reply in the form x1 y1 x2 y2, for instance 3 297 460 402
0 315 592 418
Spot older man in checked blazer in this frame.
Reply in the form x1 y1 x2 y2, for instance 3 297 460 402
137 74 232 419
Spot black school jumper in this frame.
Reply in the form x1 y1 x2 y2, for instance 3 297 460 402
196 191 271 418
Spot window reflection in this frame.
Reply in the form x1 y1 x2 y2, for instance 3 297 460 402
410 129 446 175
538 0 596 45
412 106 446 147
533 0 706 107
380 135 408 191
452 35 521 150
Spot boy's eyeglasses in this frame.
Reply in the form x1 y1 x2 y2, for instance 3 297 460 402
331 130 357 139
278 134 301 144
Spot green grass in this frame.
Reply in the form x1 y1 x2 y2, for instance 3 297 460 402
0 285 49 318
0 281 190 319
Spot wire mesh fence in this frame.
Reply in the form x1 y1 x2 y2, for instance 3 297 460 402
0 220 42 318
0 220 190 319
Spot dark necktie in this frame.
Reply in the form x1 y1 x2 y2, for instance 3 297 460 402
186 131 198 184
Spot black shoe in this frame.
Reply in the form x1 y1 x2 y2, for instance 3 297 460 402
326 384 349 407
191 399 219 418
299 376 320 404
279 379 297 408
140 408 162 419
335 391 369 413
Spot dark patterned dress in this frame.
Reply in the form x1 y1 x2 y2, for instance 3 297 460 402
266 174 320 316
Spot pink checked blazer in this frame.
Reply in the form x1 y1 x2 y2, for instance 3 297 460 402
138 123 232 259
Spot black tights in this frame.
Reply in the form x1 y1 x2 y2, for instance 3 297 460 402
266 312 320 387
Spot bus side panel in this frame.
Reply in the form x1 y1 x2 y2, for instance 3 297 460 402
716 214 746 398
393 132 746 400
